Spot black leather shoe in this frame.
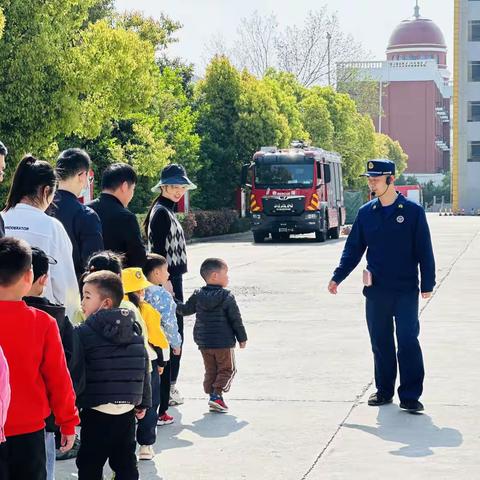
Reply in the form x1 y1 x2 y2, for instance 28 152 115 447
399 400 424 413
368 392 393 406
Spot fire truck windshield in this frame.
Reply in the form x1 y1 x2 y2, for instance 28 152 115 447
254 163 314 189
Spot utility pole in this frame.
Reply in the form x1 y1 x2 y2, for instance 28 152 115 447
326 32 332 86
378 81 383 134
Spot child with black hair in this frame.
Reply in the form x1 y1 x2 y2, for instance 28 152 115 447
143 254 182 425
177 258 248 413
23 247 76 478
0 237 78 480
75 270 151 480
122 267 169 460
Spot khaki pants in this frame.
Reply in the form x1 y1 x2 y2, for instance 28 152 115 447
200 348 236 395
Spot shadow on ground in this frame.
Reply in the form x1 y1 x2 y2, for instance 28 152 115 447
343 404 463 457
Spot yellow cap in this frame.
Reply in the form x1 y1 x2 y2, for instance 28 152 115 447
122 267 153 294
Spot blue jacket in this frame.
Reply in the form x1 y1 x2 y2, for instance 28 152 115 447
48 190 103 278
332 194 436 293
144 285 182 349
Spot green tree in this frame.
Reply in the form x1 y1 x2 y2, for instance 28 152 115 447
314 87 373 188
262 72 308 142
64 20 159 139
0 0 97 158
298 92 334 149
194 56 242 209
235 71 290 163
374 133 408 176
0 8 5 37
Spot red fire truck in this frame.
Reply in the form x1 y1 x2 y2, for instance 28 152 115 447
241 142 346 243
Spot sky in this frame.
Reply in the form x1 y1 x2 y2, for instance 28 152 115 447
115 0 454 75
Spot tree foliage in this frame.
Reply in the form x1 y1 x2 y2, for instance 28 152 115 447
374 133 408 177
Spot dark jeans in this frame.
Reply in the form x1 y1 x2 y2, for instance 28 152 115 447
0 429 46 480
364 287 424 401
136 360 160 445
170 275 184 385
76 408 138 480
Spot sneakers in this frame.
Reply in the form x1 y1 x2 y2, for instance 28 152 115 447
157 413 175 426
400 399 424 413
138 445 154 461
367 392 393 406
169 386 184 406
208 394 228 413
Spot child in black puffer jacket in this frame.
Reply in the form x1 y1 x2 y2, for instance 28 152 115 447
177 258 247 413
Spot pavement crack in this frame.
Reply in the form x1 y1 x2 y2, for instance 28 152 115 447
299 379 373 480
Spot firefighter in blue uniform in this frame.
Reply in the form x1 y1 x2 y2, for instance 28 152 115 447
328 159 435 413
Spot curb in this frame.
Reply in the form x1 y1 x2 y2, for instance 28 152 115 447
187 231 252 245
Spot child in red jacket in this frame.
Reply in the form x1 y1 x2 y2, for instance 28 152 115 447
0 237 79 480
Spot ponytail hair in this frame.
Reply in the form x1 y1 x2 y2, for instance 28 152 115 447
4 155 58 211
143 193 163 239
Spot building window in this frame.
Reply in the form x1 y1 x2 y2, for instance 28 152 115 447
468 62 480 81
469 21 480 41
468 102 480 122
468 142 480 162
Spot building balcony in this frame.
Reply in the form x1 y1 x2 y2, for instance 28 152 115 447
435 106 450 122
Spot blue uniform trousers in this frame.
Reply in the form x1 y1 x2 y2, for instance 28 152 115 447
364 287 424 401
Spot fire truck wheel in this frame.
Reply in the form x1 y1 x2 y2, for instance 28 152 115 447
328 225 340 240
253 231 266 243
315 228 327 243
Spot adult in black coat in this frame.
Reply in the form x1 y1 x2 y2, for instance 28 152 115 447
143 164 196 405
48 149 103 278
0 141 8 238
89 163 146 268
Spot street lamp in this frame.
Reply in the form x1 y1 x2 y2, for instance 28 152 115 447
327 32 332 86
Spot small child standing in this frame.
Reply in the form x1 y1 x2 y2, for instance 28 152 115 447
143 254 182 425
0 237 78 480
121 267 169 461
177 258 247 413
23 247 75 479
75 270 151 480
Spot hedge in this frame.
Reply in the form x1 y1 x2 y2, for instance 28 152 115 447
138 209 250 241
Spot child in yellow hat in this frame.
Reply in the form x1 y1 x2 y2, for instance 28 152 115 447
121 267 169 461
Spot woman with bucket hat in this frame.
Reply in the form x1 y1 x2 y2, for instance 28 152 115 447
144 164 196 406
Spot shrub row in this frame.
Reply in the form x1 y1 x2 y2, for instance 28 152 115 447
138 209 250 242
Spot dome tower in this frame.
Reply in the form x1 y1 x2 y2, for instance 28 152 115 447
386 2 447 69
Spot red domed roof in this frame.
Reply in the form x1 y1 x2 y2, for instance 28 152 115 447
387 16 446 51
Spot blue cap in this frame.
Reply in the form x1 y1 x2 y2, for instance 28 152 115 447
360 159 396 177
151 164 197 192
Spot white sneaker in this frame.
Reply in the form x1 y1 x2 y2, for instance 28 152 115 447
138 445 154 461
169 386 184 406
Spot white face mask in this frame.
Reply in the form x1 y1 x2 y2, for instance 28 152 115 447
94 299 108 315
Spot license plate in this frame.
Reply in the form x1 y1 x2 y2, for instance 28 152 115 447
279 228 288 232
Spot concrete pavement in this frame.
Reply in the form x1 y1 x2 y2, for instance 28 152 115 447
57 215 480 479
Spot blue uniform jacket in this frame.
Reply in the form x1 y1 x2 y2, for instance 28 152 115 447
48 190 104 278
332 193 435 293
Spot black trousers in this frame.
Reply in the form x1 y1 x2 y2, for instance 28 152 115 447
159 360 171 416
0 429 46 480
76 408 138 480
170 275 184 384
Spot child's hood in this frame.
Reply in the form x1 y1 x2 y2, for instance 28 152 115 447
196 286 230 311
86 308 141 344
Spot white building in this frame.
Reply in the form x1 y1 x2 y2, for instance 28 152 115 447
452 0 480 210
